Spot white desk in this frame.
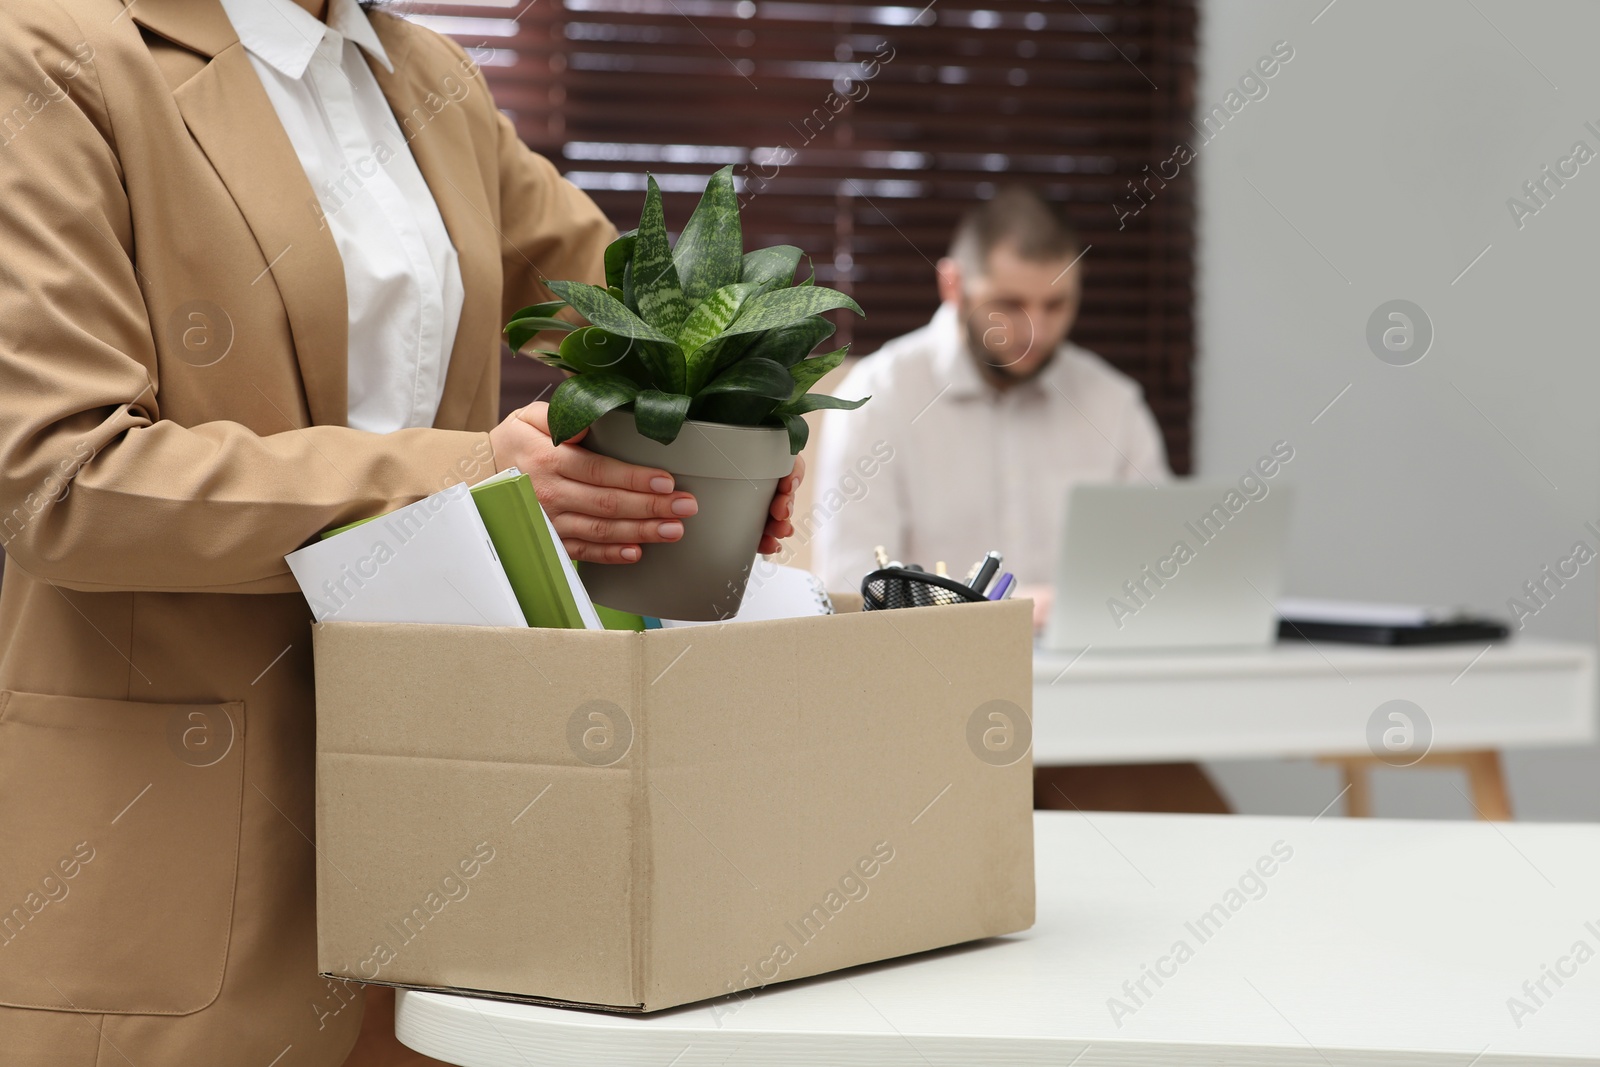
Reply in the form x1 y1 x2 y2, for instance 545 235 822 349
1032 638 1596 817
1031 638 1596 764
397 811 1600 1065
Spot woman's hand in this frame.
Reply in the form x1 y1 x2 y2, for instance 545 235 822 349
489 403 696 564
760 454 804 556
488 404 806 563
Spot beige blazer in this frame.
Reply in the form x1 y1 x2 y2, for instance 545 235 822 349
0 2 611 1063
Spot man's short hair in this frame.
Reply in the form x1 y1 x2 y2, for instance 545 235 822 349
948 187 1082 280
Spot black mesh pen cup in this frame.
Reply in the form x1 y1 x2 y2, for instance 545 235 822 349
861 567 991 611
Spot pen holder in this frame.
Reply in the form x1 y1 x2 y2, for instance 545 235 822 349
861 568 991 611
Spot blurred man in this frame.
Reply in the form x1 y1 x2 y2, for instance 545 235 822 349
815 187 1228 814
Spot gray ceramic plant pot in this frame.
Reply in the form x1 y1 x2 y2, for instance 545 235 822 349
579 410 794 621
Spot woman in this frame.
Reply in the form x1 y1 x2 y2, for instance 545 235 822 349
0 1 801 1064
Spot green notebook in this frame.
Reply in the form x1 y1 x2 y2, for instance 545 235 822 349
469 473 589 629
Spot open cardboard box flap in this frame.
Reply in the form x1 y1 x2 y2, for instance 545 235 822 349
314 599 1035 1012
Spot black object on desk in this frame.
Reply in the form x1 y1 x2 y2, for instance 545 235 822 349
1277 616 1510 646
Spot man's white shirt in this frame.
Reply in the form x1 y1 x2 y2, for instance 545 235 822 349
813 303 1171 592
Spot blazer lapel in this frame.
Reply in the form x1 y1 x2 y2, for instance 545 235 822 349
131 0 351 429
365 20 500 432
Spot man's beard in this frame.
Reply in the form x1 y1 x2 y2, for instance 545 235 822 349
960 301 1060 385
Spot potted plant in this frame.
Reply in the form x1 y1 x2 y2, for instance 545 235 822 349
504 165 867 620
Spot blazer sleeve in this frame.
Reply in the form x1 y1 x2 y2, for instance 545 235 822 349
0 14 494 595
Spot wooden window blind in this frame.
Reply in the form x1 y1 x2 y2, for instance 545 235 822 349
414 0 1199 472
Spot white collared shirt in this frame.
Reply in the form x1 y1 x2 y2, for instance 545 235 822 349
813 302 1171 592
219 0 465 433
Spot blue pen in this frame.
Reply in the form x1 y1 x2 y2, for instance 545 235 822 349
986 572 1014 601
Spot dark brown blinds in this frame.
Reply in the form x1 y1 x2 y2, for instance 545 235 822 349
412 2 1195 471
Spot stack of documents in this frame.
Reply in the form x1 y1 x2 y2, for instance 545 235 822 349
285 469 602 630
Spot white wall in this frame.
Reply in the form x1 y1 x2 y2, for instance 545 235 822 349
1194 0 1600 820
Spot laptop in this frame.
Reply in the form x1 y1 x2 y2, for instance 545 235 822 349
1043 483 1294 652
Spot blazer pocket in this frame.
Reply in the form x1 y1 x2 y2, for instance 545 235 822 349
0 690 245 1015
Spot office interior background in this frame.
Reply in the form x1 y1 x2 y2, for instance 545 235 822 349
13 0 1589 819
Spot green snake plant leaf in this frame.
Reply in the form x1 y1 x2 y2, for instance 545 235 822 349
621 258 639 315
772 390 871 452
547 371 641 445
672 165 741 306
774 391 870 417
783 345 849 400
504 315 577 353
507 300 569 323
559 326 649 379
777 412 810 454
716 285 862 340
635 339 690 395
631 388 693 445
546 280 673 343
604 230 637 290
632 177 689 337
740 315 836 367
739 245 803 291
693 392 782 426
698 357 794 401
532 351 582 374
677 282 760 394
705 331 761 378
545 279 686 391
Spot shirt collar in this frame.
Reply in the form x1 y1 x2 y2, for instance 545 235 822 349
929 302 990 400
218 0 393 79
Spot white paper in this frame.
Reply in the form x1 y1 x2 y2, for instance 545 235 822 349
659 560 833 628
286 483 526 627
537 500 604 630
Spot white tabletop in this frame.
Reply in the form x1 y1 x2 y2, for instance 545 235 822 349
397 811 1600 1066
1031 637 1597 764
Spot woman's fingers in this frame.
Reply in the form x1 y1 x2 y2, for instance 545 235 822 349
769 454 803 521
539 477 696 524
777 454 806 495
548 428 677 494
525 430 693 522
563 539 645 565
517 402 683 497
552 512 685 547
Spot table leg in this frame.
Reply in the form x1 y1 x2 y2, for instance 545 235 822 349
1341 762 1373 818
1320 750 1514 821
1460 750 1513 821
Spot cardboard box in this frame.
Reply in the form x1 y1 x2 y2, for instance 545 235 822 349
312 598 1035 1012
